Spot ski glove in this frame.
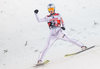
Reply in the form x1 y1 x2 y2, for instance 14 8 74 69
34 9 39 14
61 27 65 30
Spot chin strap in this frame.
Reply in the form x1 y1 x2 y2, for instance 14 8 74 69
49 13 55 16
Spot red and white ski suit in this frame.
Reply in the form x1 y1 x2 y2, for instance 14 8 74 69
35 13 84 61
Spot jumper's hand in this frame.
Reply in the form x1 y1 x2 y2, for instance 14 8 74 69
34 9 39 14
61 27 65 30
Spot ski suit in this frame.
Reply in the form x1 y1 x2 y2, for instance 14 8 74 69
35 13 84 61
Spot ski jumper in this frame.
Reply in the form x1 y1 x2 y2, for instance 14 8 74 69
35 13 84 61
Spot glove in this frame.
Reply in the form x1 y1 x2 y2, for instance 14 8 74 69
61 27 65 30
34 9 39 14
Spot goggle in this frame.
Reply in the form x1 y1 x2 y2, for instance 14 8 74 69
48 8 55 11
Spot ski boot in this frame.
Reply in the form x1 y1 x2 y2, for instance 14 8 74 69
81 46 87 50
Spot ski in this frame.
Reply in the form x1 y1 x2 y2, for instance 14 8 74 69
34 60 50 67
64 46 95 57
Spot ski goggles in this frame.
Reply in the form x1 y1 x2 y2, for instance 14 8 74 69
48 8 55 11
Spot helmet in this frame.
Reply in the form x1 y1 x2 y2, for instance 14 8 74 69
48 3 55 9
47 3 55 11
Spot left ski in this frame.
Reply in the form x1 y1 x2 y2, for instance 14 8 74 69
33 60 50 67
64 46 95 57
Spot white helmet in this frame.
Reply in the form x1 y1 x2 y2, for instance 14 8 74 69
48 3 55 9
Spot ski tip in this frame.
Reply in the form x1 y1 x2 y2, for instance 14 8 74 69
92 45 96 47
64 53 75 57
88 45 95 49
43 60 50 64
33 60 50 67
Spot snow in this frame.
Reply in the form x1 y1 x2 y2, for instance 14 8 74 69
0 0 100 69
